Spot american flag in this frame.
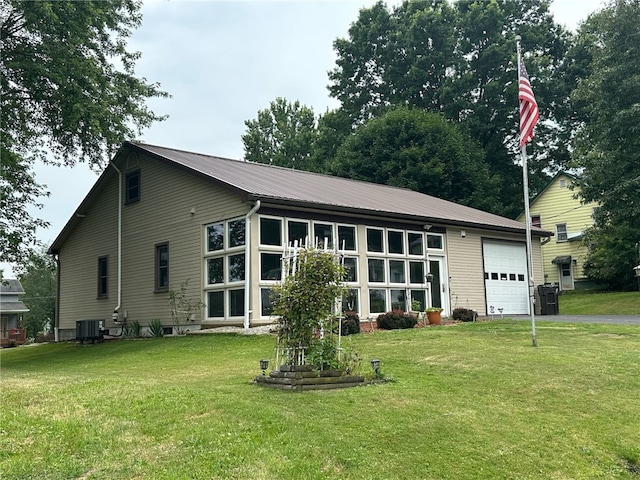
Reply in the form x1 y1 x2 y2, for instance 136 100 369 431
519 61 539 148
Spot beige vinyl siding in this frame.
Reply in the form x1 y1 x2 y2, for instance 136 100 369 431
57 153 249 333
446 228 543 316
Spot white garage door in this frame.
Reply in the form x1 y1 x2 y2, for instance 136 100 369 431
483 240 529 315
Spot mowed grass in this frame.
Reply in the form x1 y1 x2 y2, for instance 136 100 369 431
2 321 640 479
559 290 640 315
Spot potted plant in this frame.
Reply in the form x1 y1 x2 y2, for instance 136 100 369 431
425 307 443 325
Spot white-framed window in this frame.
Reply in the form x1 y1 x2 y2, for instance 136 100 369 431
556 223 568 242
287 219 309 246
426 233 444 250
342 288 360 313
313 222 334 249
369 288 387 314
204 217 247 320
387 229 405 255
343 257 358 283
388 260 406 283
337 224 357 251
368 258 385 283
259 216 282 246
366 228 384 253
407 231 424 256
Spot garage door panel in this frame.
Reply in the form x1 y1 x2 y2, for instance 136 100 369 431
483 241 529 315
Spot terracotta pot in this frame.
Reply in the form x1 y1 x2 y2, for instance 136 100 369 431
427 311 442 325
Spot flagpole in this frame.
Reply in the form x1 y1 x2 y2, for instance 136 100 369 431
516 35 537 347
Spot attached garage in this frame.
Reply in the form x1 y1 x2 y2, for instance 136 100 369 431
482 240 529 315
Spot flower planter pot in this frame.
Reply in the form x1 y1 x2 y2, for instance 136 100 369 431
427 311 441 325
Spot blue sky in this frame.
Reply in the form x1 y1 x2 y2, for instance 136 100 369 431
2 0 605 276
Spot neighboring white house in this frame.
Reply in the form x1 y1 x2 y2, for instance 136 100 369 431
48 141 549 340
0 279 29 347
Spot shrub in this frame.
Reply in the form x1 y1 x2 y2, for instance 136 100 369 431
452 308 477 322
148 319 164 337
376 311 418 330
340 311 361 336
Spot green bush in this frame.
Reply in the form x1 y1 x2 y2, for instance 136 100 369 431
376 311 417 330
452 308 476 322
340 311 361 336
148 319 164 337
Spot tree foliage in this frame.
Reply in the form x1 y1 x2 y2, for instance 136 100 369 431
570 0 640 289
16 247 56 338
242 97 319 171
328 106 501 211
0 0 168 263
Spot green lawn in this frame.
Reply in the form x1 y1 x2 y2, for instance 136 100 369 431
2 321 640 479
559 290 640 315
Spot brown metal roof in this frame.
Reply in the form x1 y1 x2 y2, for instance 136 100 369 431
132 142 547 235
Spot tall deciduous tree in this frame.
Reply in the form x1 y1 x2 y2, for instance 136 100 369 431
570 0 640 289
1 0 168 264
328 106 501 212
328 0 573 217
16 247 56 338
242 97 319 171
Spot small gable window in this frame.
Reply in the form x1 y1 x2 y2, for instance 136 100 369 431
125 170 140 204
556 224 568 242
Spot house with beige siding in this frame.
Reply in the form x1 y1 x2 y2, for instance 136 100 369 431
48 141 549 340
517 172 596 290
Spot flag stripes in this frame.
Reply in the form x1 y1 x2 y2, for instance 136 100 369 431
518 61 539 148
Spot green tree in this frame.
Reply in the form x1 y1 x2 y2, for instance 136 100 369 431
16 248 56 338
327 0 574 216
328 106 501 212
1 0 168 263
570 0 640 290
242 97 319 171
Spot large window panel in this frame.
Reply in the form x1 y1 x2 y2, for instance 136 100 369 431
342 289 359 313
343 257 358 283
261 253 281 280
288 220 309 246
408 232 424 255
314 223 333 249
228 219 245 248
368 259 385 283
389 260 406 283
409 261 425 284
228 254 245 282
207 223 224 252
410 290 426 311
260 217 282 246
261 288 275 316
207 291 224 318
229 289 245 317
390 289 406 311
388 230 404 254
207 257 224 284
367 228 384 253
369 289 387 313
337 225 356 251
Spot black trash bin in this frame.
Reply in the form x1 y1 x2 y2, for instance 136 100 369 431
537 285 559 315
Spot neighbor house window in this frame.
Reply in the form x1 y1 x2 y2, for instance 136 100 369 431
531 215 541 228
155 242 169 291
556 223 568 242
125 170 140 204
97 256 108 298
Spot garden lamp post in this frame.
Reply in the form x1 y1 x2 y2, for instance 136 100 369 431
259 359 270 376
370 358 381 378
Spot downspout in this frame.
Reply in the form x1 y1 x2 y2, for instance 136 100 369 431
110 161 122 324
244 200 261 329
54 254 60 342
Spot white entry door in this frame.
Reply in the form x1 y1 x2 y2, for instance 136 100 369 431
483 240 529 315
